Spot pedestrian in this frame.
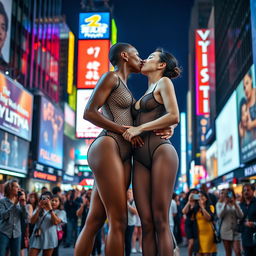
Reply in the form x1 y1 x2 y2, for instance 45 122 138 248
239 184 256 256
64 190 79 248
216 188 243 256
125 188 137 256
27 192 39 237
0 179 27 256
29 191 66 256
182 189 200 256
131 213 142 253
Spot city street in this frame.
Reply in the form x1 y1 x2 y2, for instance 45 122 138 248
58 243 226 256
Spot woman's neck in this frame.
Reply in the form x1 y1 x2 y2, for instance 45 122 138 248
147 72 162 88
115 65 130 84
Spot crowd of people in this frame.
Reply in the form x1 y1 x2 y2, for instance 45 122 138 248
0 179 256 256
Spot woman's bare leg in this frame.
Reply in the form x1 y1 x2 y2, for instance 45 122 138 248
29 248 40 256
133 161 157 256
152 144 178 256
88 137 128 256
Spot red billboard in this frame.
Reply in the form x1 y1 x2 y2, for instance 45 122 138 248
77 40 110 89
195 29 214 115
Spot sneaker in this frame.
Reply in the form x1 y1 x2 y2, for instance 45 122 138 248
137 247 142 253
131 248 137 253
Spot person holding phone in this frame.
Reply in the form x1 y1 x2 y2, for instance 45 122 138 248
0 179 27 256
29 191 66 256
182 189 200 256
216 188 243 256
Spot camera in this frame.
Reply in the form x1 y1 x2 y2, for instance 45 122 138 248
41 195 49 201
17 191 23 197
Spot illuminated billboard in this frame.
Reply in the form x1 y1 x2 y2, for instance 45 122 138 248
195 29 214 115
251 0 256 73
76 90 102 138
38 97 64 169
67 31 75 94
77 40 110 89
216 92 240 176
111 19 117 45
0 129 29 174
79 12 110 39
64 103 75 139
0 0 12 64
236 64 256 163
206 141 218 181
0 72 33 141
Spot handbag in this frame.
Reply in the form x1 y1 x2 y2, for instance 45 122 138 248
34 211 49 237
171 231 180 256
212 222 221 243
57 228 64 240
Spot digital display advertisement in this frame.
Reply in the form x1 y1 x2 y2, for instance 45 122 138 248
76 90 102 138
0 129 29 174
79 12 110 39
0 72 33 141
206 141 218 180
250 0 256 74
63 136 75 176
75 138 94 165
216 92 240 176
236 64 256 163
195 29 214 115
64 103 75 139
77 40 110 89
0 0 12 63
38 97 64 169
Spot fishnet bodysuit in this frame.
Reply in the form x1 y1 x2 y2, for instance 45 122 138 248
88 77 135 161
132 87 171 169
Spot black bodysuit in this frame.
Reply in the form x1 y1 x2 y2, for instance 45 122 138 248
132 87 171 169
88 76 135 162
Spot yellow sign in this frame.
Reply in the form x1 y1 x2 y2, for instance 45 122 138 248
111 19 117 45
67 32 75 94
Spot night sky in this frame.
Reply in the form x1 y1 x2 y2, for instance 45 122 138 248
62 0 194 160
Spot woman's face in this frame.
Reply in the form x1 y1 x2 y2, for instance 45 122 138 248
126 46 143 73
51 197 60 210
199 193 207 203
29 194 36 204
141 51 162 75
243 74 253 100
219 189 226 201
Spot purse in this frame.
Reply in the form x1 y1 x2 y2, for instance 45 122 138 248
34 211 49 238
57 228 64 240
212 222 221 243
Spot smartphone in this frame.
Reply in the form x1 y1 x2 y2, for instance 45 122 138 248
227 191 233 199
17 191 23 197
193 194 200 200
41 195 48 200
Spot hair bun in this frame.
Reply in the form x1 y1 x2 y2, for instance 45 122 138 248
170 67 182 79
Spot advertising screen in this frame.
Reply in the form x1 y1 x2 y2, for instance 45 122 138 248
195 29 214 115
236 64 256 163
0 129 29 174
0 0 12 63
76 90 102 138
77 40 110 89
38 97 64 169
75 138 94 165
64 103 75 139
206 141 218 180
63 136 75 176
0 72 33 141
251 0 256 74
216 92 240 176
79 12 110 39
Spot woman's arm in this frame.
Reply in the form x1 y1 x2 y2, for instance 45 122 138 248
30 207 42 224
50 210 62 225
76 203 86 217
234 202 244 218
84 72 126 135
123 77 179 140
